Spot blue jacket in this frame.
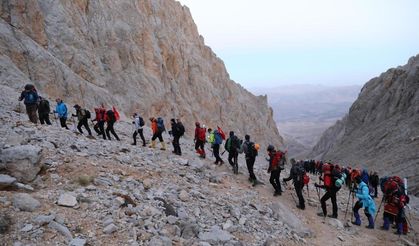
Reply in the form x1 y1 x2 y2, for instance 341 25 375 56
355 181 376 215
55 102 68 119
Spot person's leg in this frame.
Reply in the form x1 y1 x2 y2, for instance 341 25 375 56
352 201 363 225
374 185 378 198
274 170 281 193
39 113 45 124
382 212 390 230
139 128 146 146
94 123 101 135
365 210 374 229
109 122 120 140
296 183 305 209
228 152 234 166
77 120 84 134
105 123 112 140
45 114 51 125
26 104 38 123
158 132 165 149
200 141 205 158
331 191 338 218
233 152 238 173
213 144 220 163
83 119 92 135
174 136 180 154
133 130 138 145
99 121 106 139
320 191 331 216
246 158 252 179
269 171 279 194
249 157 256 181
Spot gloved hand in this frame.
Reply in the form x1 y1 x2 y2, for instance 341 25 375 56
282 178 287 183
267 167 272 173
314 183 320 188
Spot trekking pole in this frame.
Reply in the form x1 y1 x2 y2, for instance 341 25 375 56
374 197 384 223
306 184 310 198
344 189 352 221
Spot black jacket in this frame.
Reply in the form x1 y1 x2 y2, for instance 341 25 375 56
284 164 304 185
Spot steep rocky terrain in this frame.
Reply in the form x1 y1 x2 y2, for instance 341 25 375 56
0 0 282 147
1 95 418 245
310 55 419 195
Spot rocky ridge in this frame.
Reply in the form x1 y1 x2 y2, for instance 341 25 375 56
309 55 419 195
0 0 282 147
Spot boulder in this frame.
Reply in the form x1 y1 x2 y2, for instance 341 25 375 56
0 174 17 189
199 225 233 243
0 145 43 183
57 193 78 207
269 202 313 238
13 193 41 212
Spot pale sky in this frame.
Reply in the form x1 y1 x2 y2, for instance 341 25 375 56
177 0 419 88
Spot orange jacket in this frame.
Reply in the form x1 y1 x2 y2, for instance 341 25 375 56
151 119 158 134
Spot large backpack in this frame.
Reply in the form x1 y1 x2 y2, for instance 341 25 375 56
139 116 145 127
157 117 165 132
214 131 222 145
177 122 185 136
24 90 39 104
85 109 91 119
278 151 286 170
197 127 206 141
244 141 258 158
106 110 116 122
217 126 226 140
295 163 306 183
382 176 404 195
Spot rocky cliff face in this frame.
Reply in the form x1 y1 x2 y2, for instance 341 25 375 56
309 55 419 195
0 0 282 146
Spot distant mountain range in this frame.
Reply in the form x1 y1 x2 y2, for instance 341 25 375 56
251 84 361 156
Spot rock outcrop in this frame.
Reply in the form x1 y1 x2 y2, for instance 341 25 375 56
309 55 419 195
0 0 282 147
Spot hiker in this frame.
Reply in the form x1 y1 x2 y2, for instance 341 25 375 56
243 135 259 185
361 169 369 184
352 175 376 229
283 158 305 209
380 176 410 234
149 117 166 150
208 128 224 165
92 105 106 139
266 145 283 196
370 172 379 198
105 108 120 141
315 164 344 218
72 105 92 137
18 84 39 124
132 113 146 146
170 118 184 155
225 131 241 174
38 96 51 125
54 98 69 129
194 122 206 158
176 119 185 154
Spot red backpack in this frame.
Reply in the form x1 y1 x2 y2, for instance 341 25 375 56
217 126 226 140
323 164 332 187
198 127 206 141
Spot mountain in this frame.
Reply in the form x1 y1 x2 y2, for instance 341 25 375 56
0 0 282 147
251 84 361 156
309 55 419 195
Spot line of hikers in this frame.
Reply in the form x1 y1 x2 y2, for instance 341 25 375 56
18 84 411 236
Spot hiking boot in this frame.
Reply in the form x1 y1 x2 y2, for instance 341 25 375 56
328 214 338 219
132 143 137 146
296 205 305 210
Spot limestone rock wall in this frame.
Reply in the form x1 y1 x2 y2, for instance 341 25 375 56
0 0 283 147
309 55 419 195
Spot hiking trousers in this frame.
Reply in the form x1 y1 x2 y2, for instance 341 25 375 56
246 156 257 181
270 168 281 193
212 144 223 163
77 118 92 135
294 182 305 209
106 121 120 140
25 104 38 124
98 121 106 139
133 128 146 146
195 139 205 151
59 117 68 129
152 131 164 142
321 189 338 217
172 135 181 154
39 112 51 125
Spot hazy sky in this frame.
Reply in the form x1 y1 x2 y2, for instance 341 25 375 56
177 0 419 88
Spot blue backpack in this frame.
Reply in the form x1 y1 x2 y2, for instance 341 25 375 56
157 117 165 132
24 90 39 104
214 131 222 145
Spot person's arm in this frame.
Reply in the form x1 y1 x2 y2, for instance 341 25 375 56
18 92 25 101
355 185 369 199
